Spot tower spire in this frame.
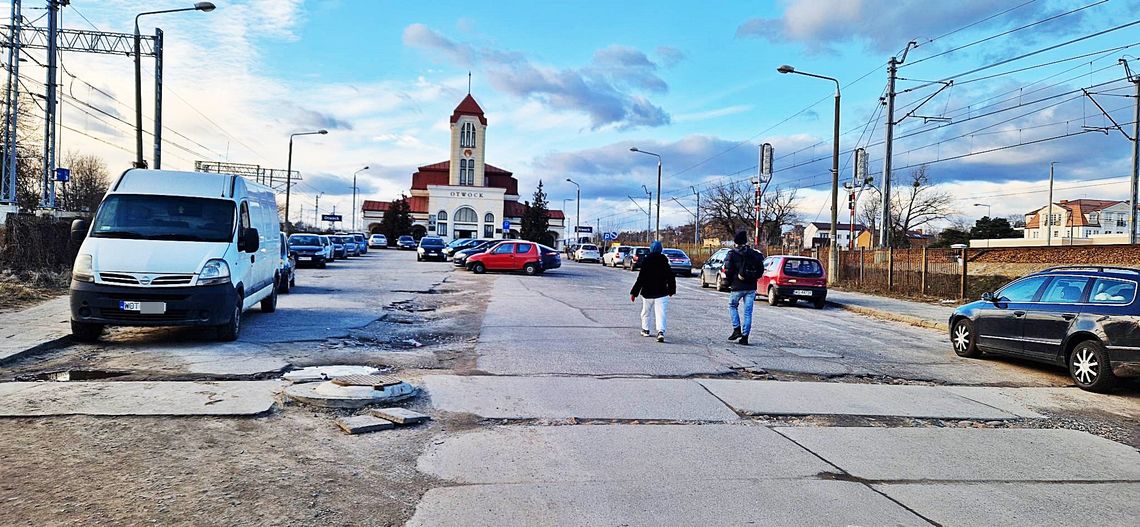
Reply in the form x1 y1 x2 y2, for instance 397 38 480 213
467 71 471 95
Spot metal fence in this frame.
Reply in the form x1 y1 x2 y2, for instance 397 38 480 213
834 247 965 300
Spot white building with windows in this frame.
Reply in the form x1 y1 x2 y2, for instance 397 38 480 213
361 93 565 243
802 222 866 249
1023 199 1137 241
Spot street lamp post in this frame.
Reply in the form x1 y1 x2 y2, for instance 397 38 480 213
566 178 581 245
285 129 328 231
778 64 841 283
630 147 662 241
133 2 215 169
352 166 369 231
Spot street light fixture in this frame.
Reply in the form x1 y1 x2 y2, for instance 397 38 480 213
630 147 662 241
352 166 369 231
566 178 581 245
284 129 328 231
134 2 215 169
973 203 991 218
778 64 841 283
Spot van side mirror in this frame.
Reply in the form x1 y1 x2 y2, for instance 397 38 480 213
241 227 260 252
981 292 995 302
70 219 89 243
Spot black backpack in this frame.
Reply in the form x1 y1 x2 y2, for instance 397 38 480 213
736 249 762 282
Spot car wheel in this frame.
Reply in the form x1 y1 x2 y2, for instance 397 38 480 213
290 276 296 288
813 297 826 309
951 318 981 358
280 274 291 294
1069 340 1118 392
217 293 243 342
524 263 539 276
472 262 486 274
767 286 779 306
701 274 709 288
261 281 278 313
319 259 327 269
71 320 103 343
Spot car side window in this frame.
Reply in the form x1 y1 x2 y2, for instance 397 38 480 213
997 276 1048 302
1039 276 1090 304
493 243 514 254
516 243 531 254
1089 278 1136 304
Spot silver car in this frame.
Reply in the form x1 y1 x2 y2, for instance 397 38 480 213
663 248 693 276
574 244 602 263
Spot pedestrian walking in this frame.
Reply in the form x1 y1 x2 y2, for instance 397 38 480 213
630 241 675 343
723 231 764 345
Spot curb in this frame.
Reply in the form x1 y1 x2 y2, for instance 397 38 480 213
827 301 949 332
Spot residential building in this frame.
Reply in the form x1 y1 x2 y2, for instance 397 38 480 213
802 222 866 250
1023 199 1135 242
361 93 565 242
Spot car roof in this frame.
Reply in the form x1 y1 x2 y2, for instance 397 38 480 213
1035 266 1140 277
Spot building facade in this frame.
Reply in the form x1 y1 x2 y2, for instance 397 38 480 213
803 222 866 250
361 94 564 243
1023 199 1136 241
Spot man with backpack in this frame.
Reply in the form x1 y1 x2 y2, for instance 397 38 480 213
722 231 764 345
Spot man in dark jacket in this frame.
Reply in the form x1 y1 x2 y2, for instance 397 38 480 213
630 241 676 343
722 231 764 345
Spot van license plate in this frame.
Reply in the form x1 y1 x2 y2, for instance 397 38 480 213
120 301 166 314
792 289 813 297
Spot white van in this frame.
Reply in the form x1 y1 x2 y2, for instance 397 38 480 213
69 169 281 342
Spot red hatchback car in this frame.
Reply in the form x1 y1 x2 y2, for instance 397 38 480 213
466 241 561 276
759 255 828 308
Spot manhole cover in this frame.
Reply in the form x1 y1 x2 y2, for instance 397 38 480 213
331 375 402 388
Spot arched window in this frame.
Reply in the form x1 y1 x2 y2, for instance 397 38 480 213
437 210 448 238
455 207 478 224
484 212 495 238
460 122 476 148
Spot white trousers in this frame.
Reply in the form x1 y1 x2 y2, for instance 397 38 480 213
640 296 669 334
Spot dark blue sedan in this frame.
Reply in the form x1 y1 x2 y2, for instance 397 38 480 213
950 266 1140 392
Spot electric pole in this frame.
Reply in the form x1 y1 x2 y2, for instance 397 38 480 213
314 192 323 228
1047 162 1056 247
880 42 916 248
1125 59 1140 244
691 185 700 247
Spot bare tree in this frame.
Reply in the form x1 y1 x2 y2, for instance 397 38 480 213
856 165 955 247
760 187 801 246
59 152 109 213
700 180 754 240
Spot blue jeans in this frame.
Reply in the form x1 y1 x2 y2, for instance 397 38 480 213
729 290 756 336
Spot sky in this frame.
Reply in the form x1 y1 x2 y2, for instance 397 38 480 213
17 0 1140 233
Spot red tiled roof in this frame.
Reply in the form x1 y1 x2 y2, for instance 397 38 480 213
1058 199 1120 213
408 196 429 214
411 160 518 193
549 210 565 220
1026 214 1040 229
451 94 487 125
361 200 390 212
504 200 526 218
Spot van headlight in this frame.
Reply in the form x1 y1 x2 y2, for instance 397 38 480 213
72 254 94 283
197 259 231 286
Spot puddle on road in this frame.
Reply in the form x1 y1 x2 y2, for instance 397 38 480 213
19 369 130 382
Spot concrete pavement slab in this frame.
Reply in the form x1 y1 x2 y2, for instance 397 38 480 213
700 379 1022 419
478 348 731 376
875 482 1140 527
0 381 280 416
422 375 739 421
0 296 70 363
418 424 831 483
407 480 928 527
946 386 1140 419
777 427 1140 481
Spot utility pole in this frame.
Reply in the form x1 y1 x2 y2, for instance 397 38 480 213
642 185 652 243
1125 59 1140 244
691 185 700 247
1047 162 1056 247
1 0 22 208
41 0 62 209
314 192 323 228
879 42 916 248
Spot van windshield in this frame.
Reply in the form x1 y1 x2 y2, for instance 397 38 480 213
90 195 235 243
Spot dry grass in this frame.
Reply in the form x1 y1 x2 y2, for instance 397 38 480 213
0 269 69 311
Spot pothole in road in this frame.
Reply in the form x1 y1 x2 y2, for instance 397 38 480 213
16 369 130 382
391 288 459 295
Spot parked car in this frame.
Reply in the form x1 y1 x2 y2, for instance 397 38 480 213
351 233 368 254
467 241 559 275
417 236 447 261
369 233 388 248
397 235 416 250
329 235 348 259
278 232 296 293
565 244 580 259
453 239 498 267
699 248 731 291
288 233 332 268
444 237 482 258
340 235 361 257
662 248 693 276
622 246 651 271
759 255 827 308
68 168 280 343
949 266 1140 392
604 245 632 267
574 244 602 263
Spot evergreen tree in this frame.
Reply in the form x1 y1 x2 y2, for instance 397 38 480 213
970 216 1018 239
520 180 551 244
378 195 413 245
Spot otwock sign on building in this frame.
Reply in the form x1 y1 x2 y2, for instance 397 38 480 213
361 94 564 243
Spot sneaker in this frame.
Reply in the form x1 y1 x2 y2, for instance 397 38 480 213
728 327 742 341
640 329 651 337
737 334 749 346
656 331 665 343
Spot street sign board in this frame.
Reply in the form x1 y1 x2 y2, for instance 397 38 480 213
502 220 511 231
574 226 593 233
55 168 70 182
321 214 342 222
603 231 618 241
760 143 774 178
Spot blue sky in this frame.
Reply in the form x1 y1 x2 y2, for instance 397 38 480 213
40 1 1140 231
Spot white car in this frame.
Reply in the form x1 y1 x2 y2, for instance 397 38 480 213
369 234 388 248
574 244 602 263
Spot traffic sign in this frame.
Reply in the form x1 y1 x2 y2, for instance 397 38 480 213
321 214 343 222
55 168 70 182
502 220 511 231
603 231 618 241
574 226 593 233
